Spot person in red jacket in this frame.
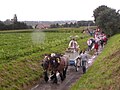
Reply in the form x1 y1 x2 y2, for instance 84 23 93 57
94 41 99 55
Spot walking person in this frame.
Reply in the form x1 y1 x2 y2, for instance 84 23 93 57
87 38 95 51
87 39 92 51
80 50 89 74
94 41 99 55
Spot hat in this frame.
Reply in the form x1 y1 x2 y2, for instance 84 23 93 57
51 53 56 57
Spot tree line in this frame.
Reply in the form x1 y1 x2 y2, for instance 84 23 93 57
93 5 120 36
0 14 32 30
0 21 32 30
50 21 95 28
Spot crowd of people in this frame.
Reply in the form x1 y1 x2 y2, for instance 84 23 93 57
43 27 108 74
87 28 108 55
68 28 108 54
68 27 108 73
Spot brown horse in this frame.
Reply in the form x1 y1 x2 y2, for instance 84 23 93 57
41 53 69 83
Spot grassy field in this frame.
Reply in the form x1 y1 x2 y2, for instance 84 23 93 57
71 34 120 90
0 28 90 90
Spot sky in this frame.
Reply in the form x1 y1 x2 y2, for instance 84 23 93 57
0 0 119 21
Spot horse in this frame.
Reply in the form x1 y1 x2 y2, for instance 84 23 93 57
41 53 69 84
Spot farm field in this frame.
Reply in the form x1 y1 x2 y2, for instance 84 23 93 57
0 28 90 89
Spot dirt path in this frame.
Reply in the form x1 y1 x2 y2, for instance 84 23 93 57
30 49 102 90
30 66 83 90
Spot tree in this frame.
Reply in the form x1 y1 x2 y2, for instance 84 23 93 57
63 23 69 27
93 5 120 36
69 22 74 27
13 22 29 29
13 14 18 23
0 21 6 30
56 23 60 28
93 5 108 22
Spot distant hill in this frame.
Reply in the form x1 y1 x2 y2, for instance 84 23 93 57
22 20 77 27
22 20 95 29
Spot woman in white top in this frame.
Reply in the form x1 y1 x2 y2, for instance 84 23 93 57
68 38 79 52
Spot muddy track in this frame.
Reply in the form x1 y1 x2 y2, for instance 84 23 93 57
30 50 100 90
30 66 83 90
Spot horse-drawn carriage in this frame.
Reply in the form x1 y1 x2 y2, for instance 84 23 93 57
65 35 81 71
65 50 80 72
41 51 81 83
41 35 81 83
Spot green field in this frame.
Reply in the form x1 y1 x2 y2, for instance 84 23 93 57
0 28 90 90
71 34 120 90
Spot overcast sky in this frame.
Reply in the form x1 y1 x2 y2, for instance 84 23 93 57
0 0 119 21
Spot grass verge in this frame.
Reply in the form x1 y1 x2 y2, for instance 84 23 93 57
71 34 120 90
